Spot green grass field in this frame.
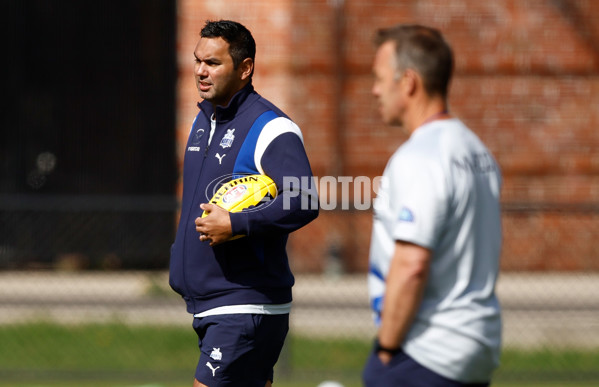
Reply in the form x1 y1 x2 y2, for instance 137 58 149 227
0 323 597 387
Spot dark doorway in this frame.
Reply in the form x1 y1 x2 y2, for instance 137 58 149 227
1 1 178 269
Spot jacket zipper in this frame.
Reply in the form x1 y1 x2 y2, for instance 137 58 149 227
181 117 213 311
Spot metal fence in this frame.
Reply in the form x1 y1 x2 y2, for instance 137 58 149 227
0 194 177 270
1 197 598 385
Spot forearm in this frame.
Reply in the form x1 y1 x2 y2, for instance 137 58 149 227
229 184 318 236
378 241 430 351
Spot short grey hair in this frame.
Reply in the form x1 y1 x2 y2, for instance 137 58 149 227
374 24 454 98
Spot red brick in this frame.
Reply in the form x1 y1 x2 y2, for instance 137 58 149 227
176 0 599 273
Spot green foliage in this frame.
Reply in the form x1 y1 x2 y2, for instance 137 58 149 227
495 348 599 383
0 322 598 386
288 335 371 370
500 348 599 372
0 322 197 371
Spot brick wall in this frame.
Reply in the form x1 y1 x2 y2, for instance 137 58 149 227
176 0 599 272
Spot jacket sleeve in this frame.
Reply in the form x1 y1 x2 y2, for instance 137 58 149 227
229 120 319 236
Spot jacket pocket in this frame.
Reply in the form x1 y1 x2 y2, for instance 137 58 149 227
213 238 263 277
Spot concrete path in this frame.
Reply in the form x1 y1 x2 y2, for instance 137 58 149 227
0 271 598 349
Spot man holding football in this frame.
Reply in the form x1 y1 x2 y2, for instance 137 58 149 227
169 20 318 386
364 25 503 386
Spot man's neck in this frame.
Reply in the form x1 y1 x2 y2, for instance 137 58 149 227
210 81 252 111
406 98 449 135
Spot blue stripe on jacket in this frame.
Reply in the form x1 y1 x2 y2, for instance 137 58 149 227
233 110 279 176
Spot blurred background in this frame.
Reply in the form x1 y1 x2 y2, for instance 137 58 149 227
1 0 599 386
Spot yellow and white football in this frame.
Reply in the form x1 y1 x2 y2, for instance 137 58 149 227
202 174 277 218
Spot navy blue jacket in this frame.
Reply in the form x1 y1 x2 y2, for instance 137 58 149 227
169 83 319 314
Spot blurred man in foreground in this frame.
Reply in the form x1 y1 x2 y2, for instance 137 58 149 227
364 24 502 387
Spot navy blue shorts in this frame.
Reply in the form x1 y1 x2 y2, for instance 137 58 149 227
362 348 490 387
192 313 289 386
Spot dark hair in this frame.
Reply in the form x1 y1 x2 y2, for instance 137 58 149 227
374 24 454 98
201 20 256 76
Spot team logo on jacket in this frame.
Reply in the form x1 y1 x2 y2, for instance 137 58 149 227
220 129 235 149
191 128 205 145
188 128 205 152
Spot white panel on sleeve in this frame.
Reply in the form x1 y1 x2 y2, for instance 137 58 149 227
254 117 304 175
391 156 447 249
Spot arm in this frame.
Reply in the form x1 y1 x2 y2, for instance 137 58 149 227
196 129 318 245
229 130 319 237
377 241 431 364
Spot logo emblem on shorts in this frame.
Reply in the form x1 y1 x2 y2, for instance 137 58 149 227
210 347 222 361
220 129 235 149
206 362 220 377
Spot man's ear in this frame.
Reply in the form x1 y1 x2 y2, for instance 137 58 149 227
403 69 419 96
239 58 254 80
